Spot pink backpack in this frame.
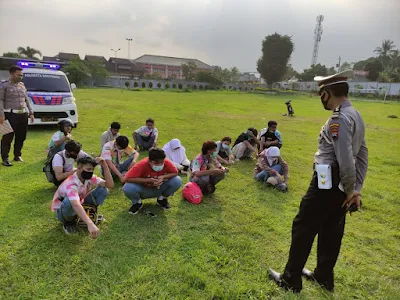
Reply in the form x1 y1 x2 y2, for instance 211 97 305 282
182 182 203 204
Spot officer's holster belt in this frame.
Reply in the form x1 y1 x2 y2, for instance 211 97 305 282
3 108 28 114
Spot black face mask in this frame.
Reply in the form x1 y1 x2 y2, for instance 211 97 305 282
320 91 331 111
81 170 93 180
66 152 78 159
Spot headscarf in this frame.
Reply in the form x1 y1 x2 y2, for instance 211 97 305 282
163 139 186 164
265 146 280 166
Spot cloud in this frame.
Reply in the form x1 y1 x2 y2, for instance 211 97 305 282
84 38 107 46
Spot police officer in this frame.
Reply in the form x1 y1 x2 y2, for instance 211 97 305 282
268 70 368 293
0 65 35 166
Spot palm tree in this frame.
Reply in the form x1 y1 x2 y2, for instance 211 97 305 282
17 46 42 60
374 40 396 57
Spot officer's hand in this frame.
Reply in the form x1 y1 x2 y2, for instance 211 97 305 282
29 114 35 124
342 191 361 210
0 116 4 124
88 223 100 239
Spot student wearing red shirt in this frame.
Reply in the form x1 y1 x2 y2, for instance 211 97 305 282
123 148 182 214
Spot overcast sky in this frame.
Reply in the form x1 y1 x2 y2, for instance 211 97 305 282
1 0 399 72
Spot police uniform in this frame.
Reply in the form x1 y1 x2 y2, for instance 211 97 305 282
0 80 34 165
268 70 369 292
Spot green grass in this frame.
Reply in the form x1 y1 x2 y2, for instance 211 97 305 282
0 89 399 299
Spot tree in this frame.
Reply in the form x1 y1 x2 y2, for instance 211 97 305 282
374 40 396 57
257 33 294 85
283 64 299 80
85 61 109 86
327 66 336 75
2 52 23 58
63 60 90 86
298 64 328 81
17 46 42 60
339 61 353 72
364 58 384 81
144 73 162 80
353 57 375 70
181 61 197 81
230 67 240 82
195 71 223 86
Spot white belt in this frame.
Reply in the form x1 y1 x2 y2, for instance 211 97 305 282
3 108 27 114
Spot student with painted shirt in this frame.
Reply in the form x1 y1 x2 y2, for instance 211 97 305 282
231 128 260 160
162 138 190 174
254 146 289 192
259 120 282 152
52 140 88 186
123 148 182 214
216 137 234 165
100 121 121 151
133 118 158 150
101 136 139 183
51 156 114 236
190 141 228 195
47 119 73 156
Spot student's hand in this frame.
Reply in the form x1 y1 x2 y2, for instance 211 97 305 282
65 133 72 140
95 157 106 166
148 178 160 186
270 169 278 176
88 223 100 239
213 169 225 176
119 176 126 183
0 116 4 124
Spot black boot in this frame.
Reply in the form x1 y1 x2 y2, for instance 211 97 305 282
302 268 334 291
268 268 302 293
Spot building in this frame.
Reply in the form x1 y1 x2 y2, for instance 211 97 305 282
107 57 147 79
239 72 261 83
132 54 212 79
84 55 107 64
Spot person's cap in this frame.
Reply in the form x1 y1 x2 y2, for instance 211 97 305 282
314 70 354 90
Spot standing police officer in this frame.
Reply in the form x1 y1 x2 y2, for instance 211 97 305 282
268 70 368 293
0 65 35 166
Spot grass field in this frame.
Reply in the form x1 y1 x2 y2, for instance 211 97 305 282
0 89 399 299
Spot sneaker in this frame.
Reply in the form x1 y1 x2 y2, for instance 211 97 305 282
14 156 24 162
63 222 77 234
129 202 143 215
157 198 171 209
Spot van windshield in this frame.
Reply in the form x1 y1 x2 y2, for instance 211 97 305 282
23 73 70 92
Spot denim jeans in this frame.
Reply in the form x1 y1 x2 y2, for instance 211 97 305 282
137 135 156 150
122 176 182 205
56 186 109 222
254 164 283 182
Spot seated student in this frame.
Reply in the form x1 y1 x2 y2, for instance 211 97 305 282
190 141 228 195
123 148 182 214
50 156 114 236
47 119 73 156
231 128 260 160
52 140 89 186
258 120 282 152
101 136 139 183
101 121 121 151
162 138 190 174
216 137 234 165
133 118 158 151
254 146 289 192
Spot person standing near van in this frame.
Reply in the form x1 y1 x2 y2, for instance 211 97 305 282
0 65 35 166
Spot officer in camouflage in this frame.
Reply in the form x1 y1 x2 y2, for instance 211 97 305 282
0 65 35 166
268 70 369 293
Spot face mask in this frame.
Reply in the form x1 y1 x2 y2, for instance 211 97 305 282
320 91 331 111
66 152 78 160
81 170 93 180
222 144 229 150
211 151 218 158
151 164 164 172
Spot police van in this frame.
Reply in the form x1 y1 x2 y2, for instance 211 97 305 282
0 59 78 126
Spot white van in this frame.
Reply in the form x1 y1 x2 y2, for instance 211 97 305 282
15 61 78 126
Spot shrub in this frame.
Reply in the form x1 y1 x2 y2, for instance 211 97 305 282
184 87 192 93
187 84 191 89
134 81 139 88
172 83 177 89
149 82 153 88
141 82 146 88
193 84 197 90
245 86 248 91
204 85 208 90
239 87 242 91
125 81 130 88
178 83 183 89
229 86 232 90
199 85 203 90
157 82 161 88
165 83 170 89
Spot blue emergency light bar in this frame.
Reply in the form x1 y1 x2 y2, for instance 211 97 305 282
18 61 60 70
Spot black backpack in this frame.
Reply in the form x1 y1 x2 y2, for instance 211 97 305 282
43 151 65 186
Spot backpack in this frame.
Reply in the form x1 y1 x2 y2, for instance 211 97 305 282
43 151 65 186
182 182 203 205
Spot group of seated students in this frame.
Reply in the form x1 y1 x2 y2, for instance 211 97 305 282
46 118 289 238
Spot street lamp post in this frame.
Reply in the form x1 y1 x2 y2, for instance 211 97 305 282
126 38 132 59
111 48 121 58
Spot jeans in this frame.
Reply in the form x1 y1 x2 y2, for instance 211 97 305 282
190 174 225 194
104 156 134 177
254 164 282 182
137 135 156 150
56 186 109 222
123 176 182 205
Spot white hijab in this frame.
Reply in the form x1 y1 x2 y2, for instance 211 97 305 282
265 146 280 166
163 139 186 164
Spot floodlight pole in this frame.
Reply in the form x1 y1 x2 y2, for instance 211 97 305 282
126 38 132 59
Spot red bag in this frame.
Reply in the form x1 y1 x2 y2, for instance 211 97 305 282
182 182 203 204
